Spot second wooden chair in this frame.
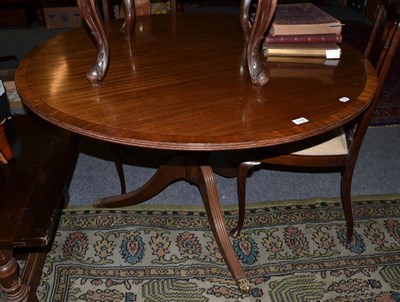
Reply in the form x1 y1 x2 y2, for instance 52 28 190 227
232 0 400 241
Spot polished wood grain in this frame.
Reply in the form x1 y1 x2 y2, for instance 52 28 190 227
15 13 377 293
16 14 376 151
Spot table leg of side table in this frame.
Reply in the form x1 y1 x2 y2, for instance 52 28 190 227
120 0 136 36
78 0 135 86
239 0 252 41
95 155 251 293
0 249 30 302
242 0 277 86
77 0 110 86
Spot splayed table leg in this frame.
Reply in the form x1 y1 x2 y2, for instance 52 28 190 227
95 154 250 293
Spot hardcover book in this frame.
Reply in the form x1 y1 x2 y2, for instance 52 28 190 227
270 3 344 36
264 33 343 44
263 43 342 59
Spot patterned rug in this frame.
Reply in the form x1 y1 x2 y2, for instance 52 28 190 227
35 195 400 301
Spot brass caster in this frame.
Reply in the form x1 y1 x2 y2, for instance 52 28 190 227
238 278 251 294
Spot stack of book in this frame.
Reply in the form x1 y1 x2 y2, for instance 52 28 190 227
263 3 344 63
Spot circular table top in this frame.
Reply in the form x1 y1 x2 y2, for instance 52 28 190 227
16 14 377 151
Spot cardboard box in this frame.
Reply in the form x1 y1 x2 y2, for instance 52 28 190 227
43 6 82 29
0 8 36 27
0 69 24 113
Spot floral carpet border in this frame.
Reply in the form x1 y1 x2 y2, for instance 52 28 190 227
37 194 400 301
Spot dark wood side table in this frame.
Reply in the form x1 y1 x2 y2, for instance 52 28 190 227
0 115 78 302
15 14 377 293
77 0 277 87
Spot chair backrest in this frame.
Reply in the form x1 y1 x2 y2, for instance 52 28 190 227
365 0 400 98
346 0 399 154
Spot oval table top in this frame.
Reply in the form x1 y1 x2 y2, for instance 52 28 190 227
16 14 377 151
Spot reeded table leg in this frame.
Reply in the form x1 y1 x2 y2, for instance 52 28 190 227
95 156 186 208
95 155 250 293
0 249 30 302
195 165 250 293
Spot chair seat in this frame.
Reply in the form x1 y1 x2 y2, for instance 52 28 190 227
293 127 348 156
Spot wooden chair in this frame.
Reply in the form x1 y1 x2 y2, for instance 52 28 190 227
231 0 400 241
0 113 78 301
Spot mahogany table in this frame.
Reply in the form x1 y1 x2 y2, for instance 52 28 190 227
15 14 377 293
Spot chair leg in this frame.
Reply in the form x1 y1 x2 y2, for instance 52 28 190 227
109 144 126 194
230 161 257 238
340 168 354 242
